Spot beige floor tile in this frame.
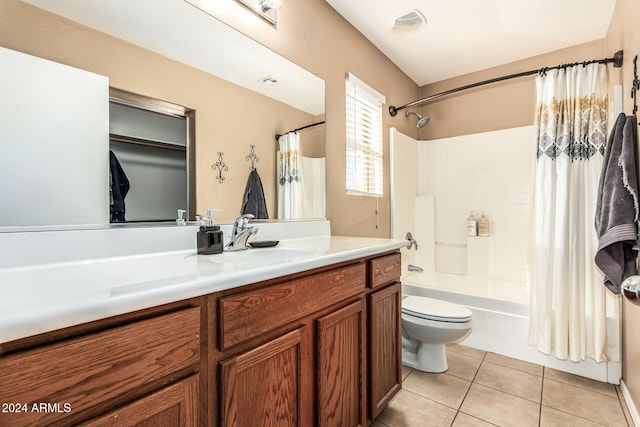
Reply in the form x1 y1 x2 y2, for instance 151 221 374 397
540 405 605 426
403 370 471 409
447 344 487 360
370 421 388 427
484 352 543 376
460 383 540 427
446 351 483 381
376 389 457 427
451 412 495 426
474 360 543 402
542 378 627 426
545 368 617 398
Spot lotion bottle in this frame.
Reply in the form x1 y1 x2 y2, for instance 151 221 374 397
466 211 478 237
478 211 490 237
197 209 224 255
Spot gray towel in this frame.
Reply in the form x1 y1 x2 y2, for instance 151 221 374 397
595 113 639 294
241 168 269 219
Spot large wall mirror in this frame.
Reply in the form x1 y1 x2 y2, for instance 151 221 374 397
0 0 325 230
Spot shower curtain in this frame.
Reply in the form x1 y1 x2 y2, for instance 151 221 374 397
528 63 620 363
277 132 303 219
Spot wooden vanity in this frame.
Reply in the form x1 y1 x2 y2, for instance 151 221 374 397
0 250 402 426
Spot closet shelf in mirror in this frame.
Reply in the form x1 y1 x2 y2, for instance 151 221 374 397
109 134 186 152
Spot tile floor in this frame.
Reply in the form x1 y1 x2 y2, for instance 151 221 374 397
373 344 635 427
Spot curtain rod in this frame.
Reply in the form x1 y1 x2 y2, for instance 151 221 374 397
388 50 624 117
275 121 326 142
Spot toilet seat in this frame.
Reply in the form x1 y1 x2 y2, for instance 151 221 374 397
402 296 472 323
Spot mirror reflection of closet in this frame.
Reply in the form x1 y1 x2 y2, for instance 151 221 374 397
108 89 195 223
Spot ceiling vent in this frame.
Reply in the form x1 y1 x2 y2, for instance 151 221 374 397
386 9 427 33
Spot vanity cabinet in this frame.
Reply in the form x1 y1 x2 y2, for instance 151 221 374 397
83 375 200 427
0 250 402 427
317 300 367 427
0 302 203 427
219 328 309 426
212 251 401 427
368 281 402 419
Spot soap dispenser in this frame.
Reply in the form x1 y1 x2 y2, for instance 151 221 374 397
176 209 187 226
197 209 224 255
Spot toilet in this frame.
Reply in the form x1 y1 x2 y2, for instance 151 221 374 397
401 295 473 373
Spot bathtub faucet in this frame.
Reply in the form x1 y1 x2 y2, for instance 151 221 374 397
406 232 418 250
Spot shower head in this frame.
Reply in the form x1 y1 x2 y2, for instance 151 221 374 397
405 111 430 128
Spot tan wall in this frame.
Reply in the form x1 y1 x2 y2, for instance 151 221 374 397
606 0 640 409
416 40 607 140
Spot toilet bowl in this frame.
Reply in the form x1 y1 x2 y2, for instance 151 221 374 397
401 295 473 373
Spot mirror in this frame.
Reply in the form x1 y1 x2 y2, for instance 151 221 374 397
0 0 325 230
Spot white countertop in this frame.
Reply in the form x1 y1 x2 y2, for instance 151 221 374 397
0 234 406 344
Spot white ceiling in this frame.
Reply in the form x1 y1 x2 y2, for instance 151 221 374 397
326 0 617 86
22 0 325 115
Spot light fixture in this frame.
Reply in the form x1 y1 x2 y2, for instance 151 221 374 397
259 0 283 12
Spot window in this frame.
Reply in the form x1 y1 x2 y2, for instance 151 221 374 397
345 73 385 197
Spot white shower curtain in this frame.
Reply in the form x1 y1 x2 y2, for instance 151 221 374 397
528 63 620 363
277 132 303 219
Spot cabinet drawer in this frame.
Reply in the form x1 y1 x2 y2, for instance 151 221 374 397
0 307 200 426
219 263 365 350
83 376 199 427
369 253 402 289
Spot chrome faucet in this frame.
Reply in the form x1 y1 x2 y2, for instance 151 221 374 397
224 214 258 252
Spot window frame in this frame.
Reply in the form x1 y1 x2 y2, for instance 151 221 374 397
345 73 385 197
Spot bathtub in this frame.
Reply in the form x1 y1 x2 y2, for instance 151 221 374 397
402 271 621 384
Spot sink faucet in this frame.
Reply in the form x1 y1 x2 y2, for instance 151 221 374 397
224 214 258 252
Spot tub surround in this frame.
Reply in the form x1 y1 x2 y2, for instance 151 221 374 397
0 220 406 344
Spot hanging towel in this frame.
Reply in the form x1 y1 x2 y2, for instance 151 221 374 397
109 150 130 223
241 168 269 219
595 113 640 293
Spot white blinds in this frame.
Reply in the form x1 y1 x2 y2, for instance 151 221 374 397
345 73 385 197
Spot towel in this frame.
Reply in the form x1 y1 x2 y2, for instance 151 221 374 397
109 150 130 223
241 168 268 219
594 113 639 293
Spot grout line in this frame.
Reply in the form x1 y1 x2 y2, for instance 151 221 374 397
539 404 610 427
483 353 545 377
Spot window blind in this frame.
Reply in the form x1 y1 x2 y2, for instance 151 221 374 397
345 73 385 197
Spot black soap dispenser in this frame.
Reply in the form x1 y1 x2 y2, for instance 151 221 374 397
197 209 223 255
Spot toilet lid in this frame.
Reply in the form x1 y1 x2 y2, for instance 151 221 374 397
402 296 472 322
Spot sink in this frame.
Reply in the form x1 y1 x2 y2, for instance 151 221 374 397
207 247 316 264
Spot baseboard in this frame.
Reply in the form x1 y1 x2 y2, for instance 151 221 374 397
621 379 640 427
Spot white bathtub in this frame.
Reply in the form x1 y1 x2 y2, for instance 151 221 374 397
402 271 621 383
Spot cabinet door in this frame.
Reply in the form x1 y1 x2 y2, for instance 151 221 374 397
317 299 366 427
82 375 199 426
369 282 402 419
219 328 309 427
